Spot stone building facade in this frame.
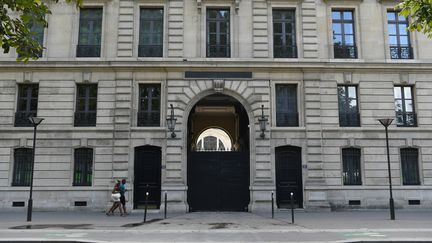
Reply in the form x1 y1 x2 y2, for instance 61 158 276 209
1 0 432 211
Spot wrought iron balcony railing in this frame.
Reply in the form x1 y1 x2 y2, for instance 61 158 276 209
339 112 360 127
396 111 417 127
207 45 230 58
334 44 357 59
276 112 299 127
74 111 96 127
138 45 163 57
274 45 298 58
390 45 413 59
14 111 37 127
76 44 101 57
137 111 160 127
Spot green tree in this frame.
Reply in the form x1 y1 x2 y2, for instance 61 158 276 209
0 0 81 62
397 0 432 38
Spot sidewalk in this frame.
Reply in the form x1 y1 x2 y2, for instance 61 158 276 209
0 209 432 242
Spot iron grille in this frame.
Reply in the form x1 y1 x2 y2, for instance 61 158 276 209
12 148 33 186
339 112 360 127
276 112 299 127
334 45 357 58
207 45 230 58
274 45 297 58
396 111 417 127
390 45 413 59
401 148 420 185
138 45 163 57
14 111 37 127
74 111 96 127
73 148 93 186
137 111 160 127
76 45 101 57
342 148 362 185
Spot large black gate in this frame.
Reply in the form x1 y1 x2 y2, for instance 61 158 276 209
188 151 250 211
134 146 161 209
275 146 303 208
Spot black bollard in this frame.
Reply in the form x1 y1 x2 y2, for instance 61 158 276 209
271 191 274 219
290 192 294 224
164 191 167 219
143 191 149 223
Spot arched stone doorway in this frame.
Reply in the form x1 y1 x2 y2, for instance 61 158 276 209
187 93 250 211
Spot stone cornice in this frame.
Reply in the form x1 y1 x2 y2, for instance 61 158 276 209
0 59 432 72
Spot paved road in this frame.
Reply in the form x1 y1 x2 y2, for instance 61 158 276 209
1 210 432 242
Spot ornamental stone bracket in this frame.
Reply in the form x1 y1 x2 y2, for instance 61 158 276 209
197 0 240 14
213 79 224 92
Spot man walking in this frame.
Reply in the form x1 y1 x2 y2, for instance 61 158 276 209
120 179 128 215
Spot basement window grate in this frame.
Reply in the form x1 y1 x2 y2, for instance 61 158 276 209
408 200 420 205
12 201 25 207
348 200 361 206
74 201 87 207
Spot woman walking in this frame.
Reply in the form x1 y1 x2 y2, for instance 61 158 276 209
106 180 124 216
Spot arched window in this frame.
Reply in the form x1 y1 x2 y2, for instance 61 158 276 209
196 128 232 151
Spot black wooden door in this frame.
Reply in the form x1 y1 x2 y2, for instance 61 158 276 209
134 146 161 209
188 151 250 211
275 146 303 208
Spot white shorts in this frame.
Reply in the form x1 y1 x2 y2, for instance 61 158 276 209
111 193 121 202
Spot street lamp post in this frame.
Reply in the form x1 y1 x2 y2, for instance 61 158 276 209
27 116 44 222
378 118 395 220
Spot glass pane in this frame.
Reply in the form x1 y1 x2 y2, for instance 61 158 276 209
388 24 396 35
90 85 97 98
273 11 282 20
332 24 341 34
333 34 342 44
274 23 282 34
405 100 413 112
332 11 341 20
220 22 227 33
343 11 353 20
387 12 396 21
398 14 406 21
209 22 217 33
77 99 85 111
394 87 402 98
345 35 354 45
399 25 408 35
404 87 412 99
344 23 353 34
389 35 398 45
395 100 403 112
348 86 356 98
400 36 409 45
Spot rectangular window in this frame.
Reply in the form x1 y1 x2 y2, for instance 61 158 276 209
342 148 362 185
74 84 97 127
73 148 93 186
77 8 103 57
338 85 360 126
18 20 45 58
139 8 164 57
138 84 161 126
332 10 357 58
15 84 39 127
273 9 297 58
394 86 416 127
401 148 420 185
12 148 33 186
276 84 298 126
207 8 230 57
387 11 413 59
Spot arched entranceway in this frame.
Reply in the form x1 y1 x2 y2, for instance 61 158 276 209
187 94 250 211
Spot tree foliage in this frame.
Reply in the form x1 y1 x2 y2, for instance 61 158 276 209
0 0 81 62
397 0 432 38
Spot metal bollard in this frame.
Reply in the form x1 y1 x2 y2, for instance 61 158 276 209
164 191 167 219
290 192 294 224
143 191 149 223
271 191 274 219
